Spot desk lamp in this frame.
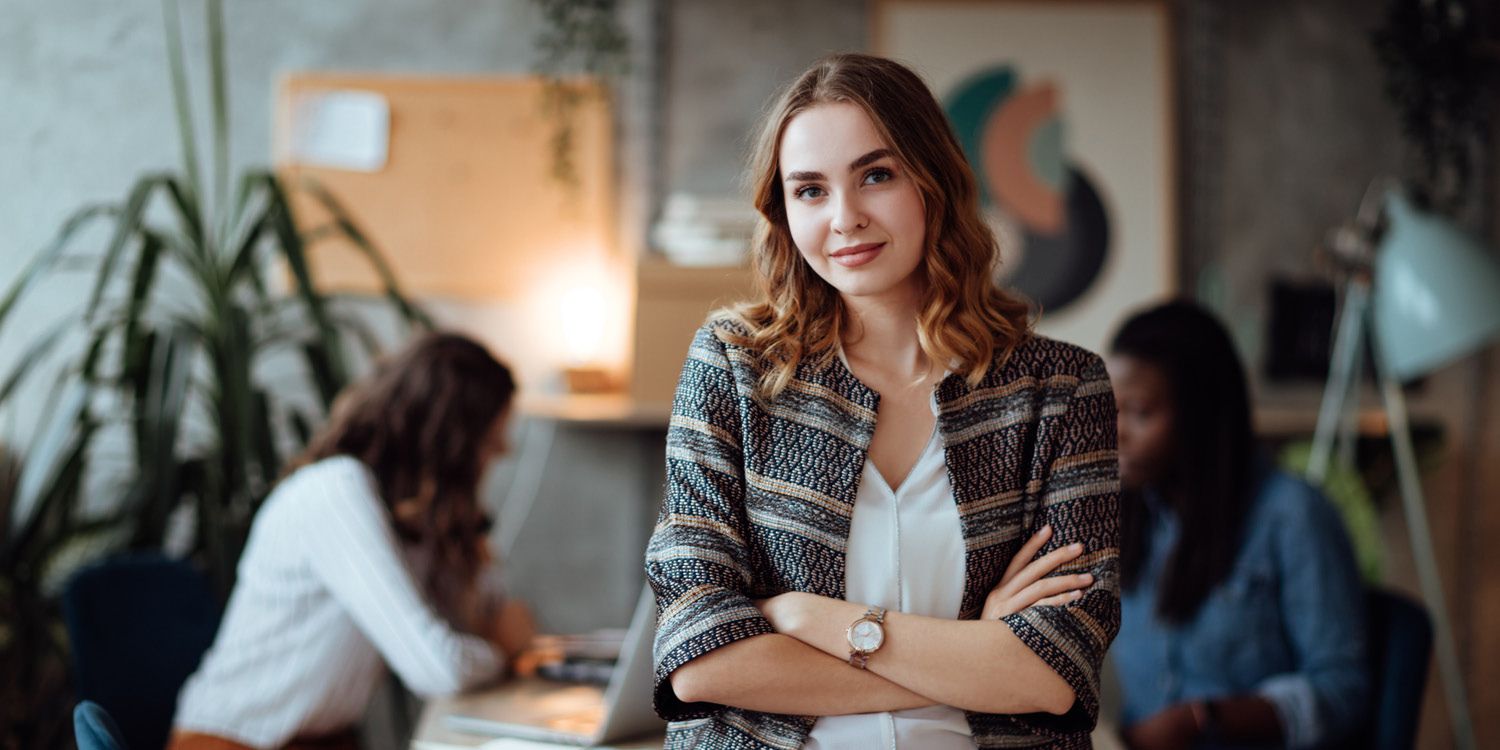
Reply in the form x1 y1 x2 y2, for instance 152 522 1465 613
1310 180 1500 750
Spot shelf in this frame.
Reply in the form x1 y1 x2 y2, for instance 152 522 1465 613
517 393 672 429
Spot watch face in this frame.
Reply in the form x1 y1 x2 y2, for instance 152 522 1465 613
849 619 884 651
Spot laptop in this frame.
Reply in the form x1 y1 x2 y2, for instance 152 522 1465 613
443 587 665 746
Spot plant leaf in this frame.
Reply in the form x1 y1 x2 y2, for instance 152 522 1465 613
6 381 91 560
249 388 279 491
0 320 71 412
0 204 114 335
119 230 166 376
164 176 206 252
299 341 340 409
255 174 350 384
161 0 203 215
85 175 173 324
129 326 196 548
207 0 230 247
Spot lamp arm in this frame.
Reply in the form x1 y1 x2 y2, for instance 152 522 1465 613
1309 279 1370 484
1375 345 1477 750
1355 176 1401 230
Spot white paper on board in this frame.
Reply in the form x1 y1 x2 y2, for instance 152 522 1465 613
288 89 390 172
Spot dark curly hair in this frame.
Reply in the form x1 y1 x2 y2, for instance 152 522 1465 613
285 332 515 614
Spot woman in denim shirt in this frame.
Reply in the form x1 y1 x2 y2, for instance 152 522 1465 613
1106 301 1369 749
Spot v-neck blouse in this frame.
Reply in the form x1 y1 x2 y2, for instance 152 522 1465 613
804 386 972 749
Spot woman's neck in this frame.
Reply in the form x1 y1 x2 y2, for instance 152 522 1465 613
839 283 930 380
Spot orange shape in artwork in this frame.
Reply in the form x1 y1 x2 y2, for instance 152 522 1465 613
981 83 1065 236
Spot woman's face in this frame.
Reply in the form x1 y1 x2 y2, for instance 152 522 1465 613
1105 354 1175 491
477 404 513 468
778 102 927 303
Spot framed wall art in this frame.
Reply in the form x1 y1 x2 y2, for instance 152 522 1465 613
875 0 1176 354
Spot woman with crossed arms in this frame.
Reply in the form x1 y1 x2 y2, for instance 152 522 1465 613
645 54 1120 749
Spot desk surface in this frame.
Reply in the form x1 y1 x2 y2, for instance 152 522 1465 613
413 687 1125 750
410 683 664 750
517 394 672 429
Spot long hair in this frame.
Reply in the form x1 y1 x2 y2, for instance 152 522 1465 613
1110 301 1255 623
285 332 515 614
722 53 1032 401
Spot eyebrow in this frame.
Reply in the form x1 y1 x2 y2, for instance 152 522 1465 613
784 148 894 183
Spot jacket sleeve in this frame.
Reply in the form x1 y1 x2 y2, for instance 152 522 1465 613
999 352 1122 734
1255 478 1371 748
644 325 775 721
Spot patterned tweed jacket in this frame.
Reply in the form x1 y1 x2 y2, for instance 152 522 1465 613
645 320 1121 749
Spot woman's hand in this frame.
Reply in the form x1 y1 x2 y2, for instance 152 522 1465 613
1122 702 1199 750
981 525 1092 620
487 598 537 663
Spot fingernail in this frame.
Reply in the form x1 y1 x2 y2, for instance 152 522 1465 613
1070 543 1084 552
1072 590 1083 599
1080 574 1093 583
1041 524 1052 534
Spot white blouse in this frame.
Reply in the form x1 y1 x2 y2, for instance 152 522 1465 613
173 456 503 748
803 392 973 750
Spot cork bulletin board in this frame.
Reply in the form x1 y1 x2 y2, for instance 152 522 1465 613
273 74 615 301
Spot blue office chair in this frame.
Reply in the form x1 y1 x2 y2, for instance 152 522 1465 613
74 700 129 750
62 553 221 750
1345 588 1432 750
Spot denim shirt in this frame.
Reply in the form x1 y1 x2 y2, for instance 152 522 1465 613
1113 468 1370 749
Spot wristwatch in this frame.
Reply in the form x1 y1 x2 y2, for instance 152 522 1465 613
846 606 887 669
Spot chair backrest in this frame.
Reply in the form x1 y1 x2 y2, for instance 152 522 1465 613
62 553 221 750
1350 588 1432 750
74 700 129 750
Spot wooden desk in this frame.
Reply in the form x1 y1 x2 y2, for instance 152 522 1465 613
410 683 664 750
411 687 1124 750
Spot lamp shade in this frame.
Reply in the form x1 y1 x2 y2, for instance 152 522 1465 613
1371 190 1500 382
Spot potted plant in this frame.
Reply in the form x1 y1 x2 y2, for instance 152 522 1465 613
0 1 429 745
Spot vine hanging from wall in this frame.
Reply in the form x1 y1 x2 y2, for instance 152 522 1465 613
531 0 631 187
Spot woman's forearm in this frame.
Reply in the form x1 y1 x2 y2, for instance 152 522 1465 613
670 633 937 715
767 594 1075 715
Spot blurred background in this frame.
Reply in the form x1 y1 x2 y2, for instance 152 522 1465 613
2 1 1498 748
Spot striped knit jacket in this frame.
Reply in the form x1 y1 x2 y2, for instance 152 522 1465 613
645 319 1121 749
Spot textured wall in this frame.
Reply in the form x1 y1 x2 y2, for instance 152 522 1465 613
661 0 867 198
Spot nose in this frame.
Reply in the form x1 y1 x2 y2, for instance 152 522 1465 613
830 190 868 236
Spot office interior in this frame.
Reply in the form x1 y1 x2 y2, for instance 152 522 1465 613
2 1 1499 749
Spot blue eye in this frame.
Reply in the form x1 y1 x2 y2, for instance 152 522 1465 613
793 185 825 200
864 168 893 185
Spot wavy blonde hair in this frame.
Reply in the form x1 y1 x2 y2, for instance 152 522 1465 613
722 53 1033 402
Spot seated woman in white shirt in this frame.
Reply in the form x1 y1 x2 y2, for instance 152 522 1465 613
170 333 534 750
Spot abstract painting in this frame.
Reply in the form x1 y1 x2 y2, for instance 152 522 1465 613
876 0 1175 353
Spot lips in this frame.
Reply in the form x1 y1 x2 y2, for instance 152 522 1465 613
830 242 885 268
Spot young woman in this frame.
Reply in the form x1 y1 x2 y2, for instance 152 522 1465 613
1106 301 1369 750
170 333 534 750
645 54 1120 749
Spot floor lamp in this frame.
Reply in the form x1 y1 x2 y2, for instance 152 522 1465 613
1310 181 1500 750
